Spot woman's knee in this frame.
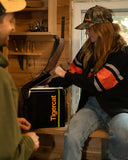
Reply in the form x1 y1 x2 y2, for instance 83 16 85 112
108 113 128 159
109 113 128 140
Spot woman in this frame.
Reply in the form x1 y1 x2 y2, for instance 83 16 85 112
48 5 128 160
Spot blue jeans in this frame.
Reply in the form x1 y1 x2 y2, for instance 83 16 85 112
62 96 128 160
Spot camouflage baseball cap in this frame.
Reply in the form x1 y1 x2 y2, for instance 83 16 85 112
75 5 113 30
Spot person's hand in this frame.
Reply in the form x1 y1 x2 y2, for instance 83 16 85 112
24 132 39 151
54 66 66 78
17 117 31 131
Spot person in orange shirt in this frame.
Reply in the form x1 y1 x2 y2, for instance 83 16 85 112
48 5 128 160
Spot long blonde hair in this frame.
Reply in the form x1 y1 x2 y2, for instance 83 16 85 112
80 22 127 73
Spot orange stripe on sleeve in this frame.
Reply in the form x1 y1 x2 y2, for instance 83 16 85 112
88 72 93 77
96 67 118 90
69 62 83 74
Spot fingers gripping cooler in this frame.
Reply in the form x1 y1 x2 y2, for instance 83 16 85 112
27 87 66 129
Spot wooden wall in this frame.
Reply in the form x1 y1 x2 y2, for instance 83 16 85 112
7 0 72 121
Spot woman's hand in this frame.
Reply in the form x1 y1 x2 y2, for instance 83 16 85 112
54 66 66 78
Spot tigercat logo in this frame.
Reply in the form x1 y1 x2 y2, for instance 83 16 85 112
50 95 58 121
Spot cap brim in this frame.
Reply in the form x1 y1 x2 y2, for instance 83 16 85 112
75 22 94 30
1 0 26 13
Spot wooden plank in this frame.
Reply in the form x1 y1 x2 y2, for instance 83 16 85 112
89 130 108 138
35 125 67 135
48 0 57 34
35 125 108 138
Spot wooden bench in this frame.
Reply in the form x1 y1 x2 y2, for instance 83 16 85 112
89 129 108 138
35 125 108 138
88 129 108 160
35 126 108 160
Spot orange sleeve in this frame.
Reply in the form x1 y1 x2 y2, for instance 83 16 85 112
69 62 83 74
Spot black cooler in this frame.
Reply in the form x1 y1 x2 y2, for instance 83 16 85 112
27 87 65 129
